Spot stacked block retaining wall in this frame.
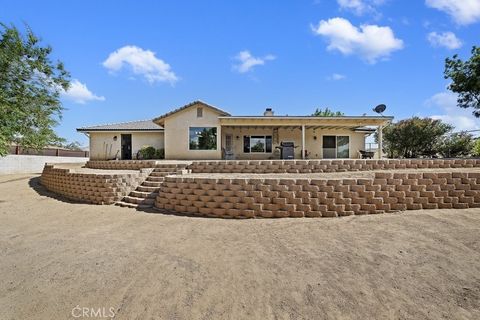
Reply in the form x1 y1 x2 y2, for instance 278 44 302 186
155 172 480 218
86 160 159 170
41 164 152 204
188 159 480 174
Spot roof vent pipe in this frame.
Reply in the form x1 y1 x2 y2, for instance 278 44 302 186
264 108 274 116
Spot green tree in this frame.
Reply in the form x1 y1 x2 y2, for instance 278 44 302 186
63 141 82 151
51 140 83 150
0 23 70 156
444 46 480 116
472 138 480 156
439 132 474 158
311 107 344 117
382 117 452 158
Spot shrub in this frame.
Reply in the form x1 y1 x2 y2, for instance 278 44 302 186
138 146 156 159
155 148 165 159
138 146 164 159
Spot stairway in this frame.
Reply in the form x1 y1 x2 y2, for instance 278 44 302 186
115 164 188 209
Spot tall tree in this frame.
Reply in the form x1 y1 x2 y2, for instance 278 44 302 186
382 117 452 158
311 107 344 117
0 23 70 156
444 46 480 116
439 132 474 158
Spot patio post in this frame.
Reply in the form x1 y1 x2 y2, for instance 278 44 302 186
378 125 383 159
301 125 305 159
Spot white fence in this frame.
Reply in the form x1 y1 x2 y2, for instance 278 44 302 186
0 155 88 174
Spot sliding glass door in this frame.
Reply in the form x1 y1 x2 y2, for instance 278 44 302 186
322 136 336 159
336 136 350 158
322 135 350 159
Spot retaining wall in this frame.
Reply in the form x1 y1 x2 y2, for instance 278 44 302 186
155 172 480 218
41 164 152 204
188 159 480 174
85 160 160 170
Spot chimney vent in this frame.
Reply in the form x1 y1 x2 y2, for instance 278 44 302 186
264 108 274 116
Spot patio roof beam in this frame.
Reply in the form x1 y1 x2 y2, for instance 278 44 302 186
219 116 392 127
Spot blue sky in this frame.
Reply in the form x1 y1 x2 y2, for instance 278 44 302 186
2 0 480 145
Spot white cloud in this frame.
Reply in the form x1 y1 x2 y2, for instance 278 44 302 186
62 79 105 104
425 0 480 25
311 17 403 63
427 91 480 131
103 45 178 84
327 73 347 80
337 0 385 16
427 31 462 49
233 51 275 73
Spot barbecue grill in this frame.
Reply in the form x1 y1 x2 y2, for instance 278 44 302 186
277 141 295 159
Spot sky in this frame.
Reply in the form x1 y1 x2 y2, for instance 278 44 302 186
2 0 480 146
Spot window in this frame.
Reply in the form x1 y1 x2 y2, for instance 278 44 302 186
189 127 217 150
243 135 272 153
197 107 203 118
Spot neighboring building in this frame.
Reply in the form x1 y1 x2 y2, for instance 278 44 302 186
77 100 392 160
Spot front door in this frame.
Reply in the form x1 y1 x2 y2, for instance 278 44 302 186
225 134 233 153
121 134 132 160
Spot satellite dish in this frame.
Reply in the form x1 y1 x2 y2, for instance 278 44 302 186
373 104 386 115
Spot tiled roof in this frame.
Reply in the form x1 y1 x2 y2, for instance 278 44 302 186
153 100 230 122
77 119 163 132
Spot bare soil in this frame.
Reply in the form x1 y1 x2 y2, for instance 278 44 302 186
1 174 480 320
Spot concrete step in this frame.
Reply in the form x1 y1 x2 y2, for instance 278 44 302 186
150 171 171 177
115 201 152 209
137 185 160 192
130 190 158 199
154 167 177 172
147 176 165 182
155 165 188 171
123 196 155 205
143 181 164 187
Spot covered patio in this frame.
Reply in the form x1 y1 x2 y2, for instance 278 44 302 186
219 116 392 160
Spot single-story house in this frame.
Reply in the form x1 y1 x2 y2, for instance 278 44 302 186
77 100 392 160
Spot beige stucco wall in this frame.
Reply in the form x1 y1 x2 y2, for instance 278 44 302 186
221 127 367 160
163 104 222 160
89 132 164 160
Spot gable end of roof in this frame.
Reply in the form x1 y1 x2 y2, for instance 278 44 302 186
153 100 230 122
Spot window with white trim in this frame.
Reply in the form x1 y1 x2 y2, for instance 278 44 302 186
243 135 272 153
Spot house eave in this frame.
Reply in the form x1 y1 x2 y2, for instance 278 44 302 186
76 129 164 133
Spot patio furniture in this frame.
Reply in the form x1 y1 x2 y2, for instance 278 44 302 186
359 150 374 159
222 148 235 160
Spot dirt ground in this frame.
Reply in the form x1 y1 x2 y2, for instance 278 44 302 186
1 174 480 320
